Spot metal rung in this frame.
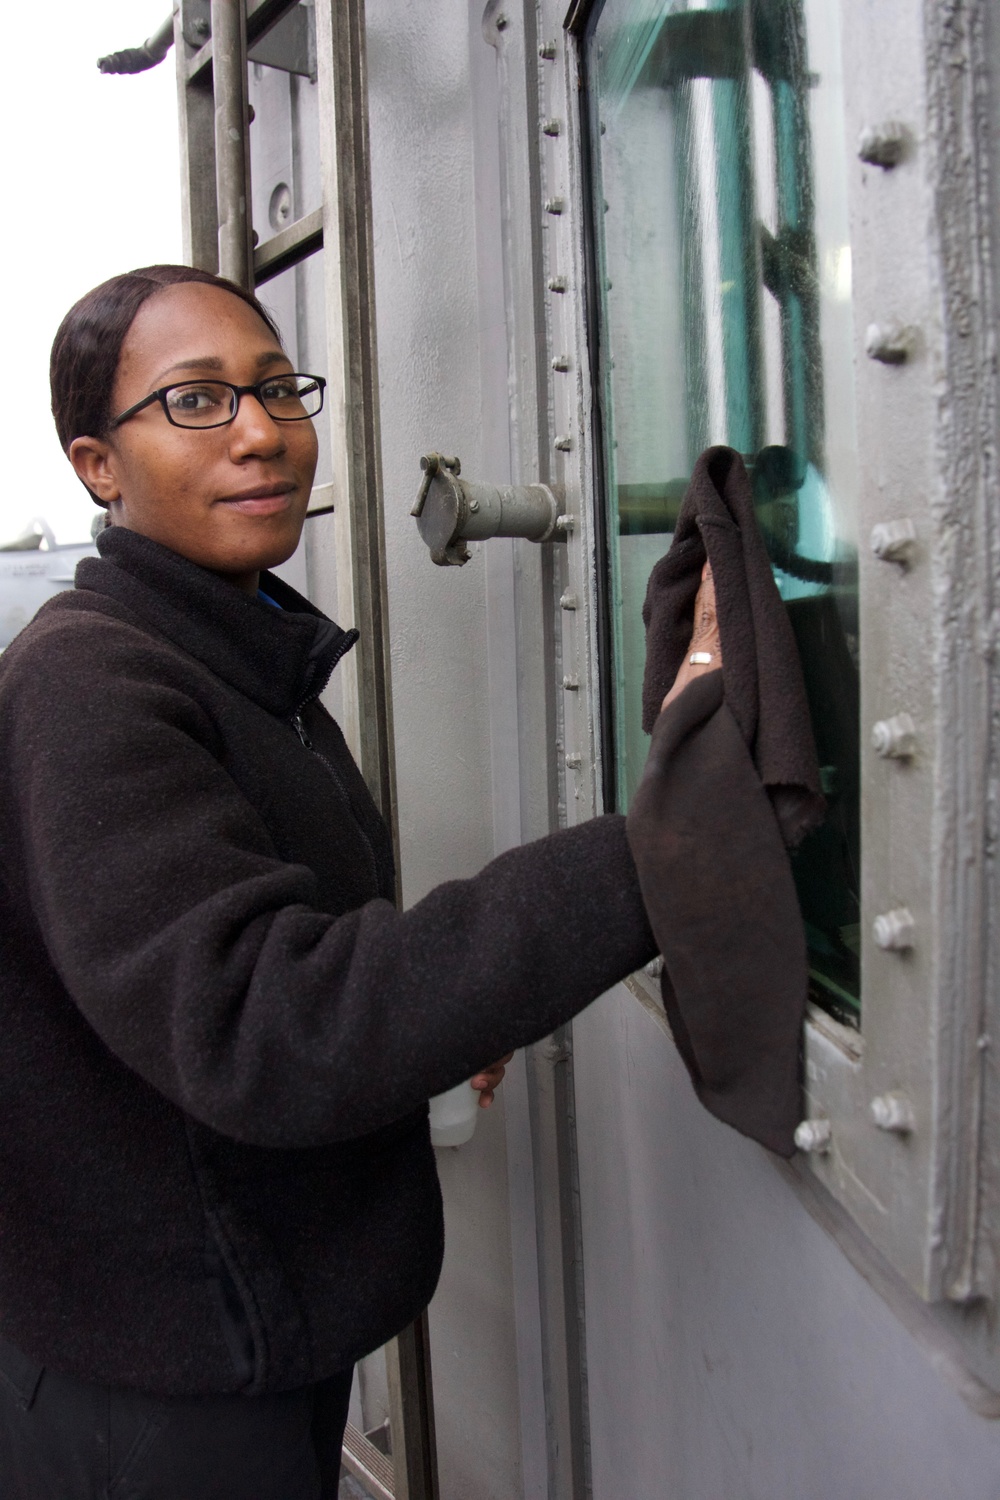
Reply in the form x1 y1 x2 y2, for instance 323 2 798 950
253 207 324 282
342 1421 395 1500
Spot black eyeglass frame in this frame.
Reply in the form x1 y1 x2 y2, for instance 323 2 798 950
109 373 327 431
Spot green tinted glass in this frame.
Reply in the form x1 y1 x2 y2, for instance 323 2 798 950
585 0 861 1025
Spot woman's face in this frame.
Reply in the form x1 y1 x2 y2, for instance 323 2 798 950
69 281 318 592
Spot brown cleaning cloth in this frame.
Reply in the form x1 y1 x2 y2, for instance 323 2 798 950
625 446 826 1157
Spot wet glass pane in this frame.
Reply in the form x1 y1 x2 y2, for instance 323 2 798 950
256 250 332 492
585 0 861 1025
247 1 321 241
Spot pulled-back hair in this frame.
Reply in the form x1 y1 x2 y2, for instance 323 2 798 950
50 265 282 500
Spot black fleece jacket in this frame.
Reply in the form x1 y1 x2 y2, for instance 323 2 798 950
0 527 655 1396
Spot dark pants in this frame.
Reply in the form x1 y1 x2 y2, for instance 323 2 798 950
0 1336 353 1500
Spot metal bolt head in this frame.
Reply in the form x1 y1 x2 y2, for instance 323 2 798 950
645 955 664 978
565 752 582 769
870 1091 915 1134
563 675 579 691
873 907 915 951
871 713 916 759
865 320 912 364
870 517 917 563
551 355 570 372
794 1119 832 1154
539 41 557 59
545 197 565 215
542 118 562 137
554 435 573 452
495 12 508 29
858 122 909 168
547 276 567 293
560 591 578 611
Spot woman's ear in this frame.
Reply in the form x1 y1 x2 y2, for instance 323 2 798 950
68 436 122 505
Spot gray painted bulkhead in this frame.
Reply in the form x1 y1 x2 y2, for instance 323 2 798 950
358 0 1000 1496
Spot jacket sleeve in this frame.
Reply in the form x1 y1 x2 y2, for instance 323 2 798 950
2 615 655 1147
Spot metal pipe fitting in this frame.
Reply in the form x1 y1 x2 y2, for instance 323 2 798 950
412 454 566 566
97 15 174 74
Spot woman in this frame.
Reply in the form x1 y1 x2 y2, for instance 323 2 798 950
0 265 720 1498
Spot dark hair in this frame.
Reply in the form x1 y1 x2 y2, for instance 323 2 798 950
49 265 282 502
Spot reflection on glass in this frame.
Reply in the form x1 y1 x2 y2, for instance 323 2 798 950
247 1 321 238
257 251 331 491
585 0 860 1024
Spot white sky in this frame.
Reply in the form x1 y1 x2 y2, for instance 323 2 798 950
0 1 182 545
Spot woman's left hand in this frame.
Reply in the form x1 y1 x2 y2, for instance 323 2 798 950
471 1054 514 1108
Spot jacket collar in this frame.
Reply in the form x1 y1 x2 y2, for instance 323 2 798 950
75 527 358 719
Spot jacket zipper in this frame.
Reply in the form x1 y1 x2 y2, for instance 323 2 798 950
290 710 382 894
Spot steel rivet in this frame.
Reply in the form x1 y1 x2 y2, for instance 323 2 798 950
870 517 917 563
865 320 912 364
870 1092 915 1134
858 122 909 168
873 907 915 951
794 1119 832 1155
871 713 916 759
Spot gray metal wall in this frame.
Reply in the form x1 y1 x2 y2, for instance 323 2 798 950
366 2 526 1495
361 1 1000 1496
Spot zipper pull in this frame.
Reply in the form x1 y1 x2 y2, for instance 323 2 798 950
291 711 312 749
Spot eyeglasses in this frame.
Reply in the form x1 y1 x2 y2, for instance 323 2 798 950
110 373 326 431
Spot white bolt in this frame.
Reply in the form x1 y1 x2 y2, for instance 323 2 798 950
565 752 582 769
539 41 557 60
865 320 912 364
554 435 573 452
542 118 562 137
871 713 916 759
794 1119 832 1154
560 591 578 611
563 675 579 691
547 275 567 293
873 907 915 951
870 517 917 563
545 197 565 215
870 1092 915 1133
645 955 664 978
551 354 570 372
556 513 575 532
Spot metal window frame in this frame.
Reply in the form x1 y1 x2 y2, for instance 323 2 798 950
562 0 1000 1405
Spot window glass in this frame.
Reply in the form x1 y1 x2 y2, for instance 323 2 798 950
584 0 861 1024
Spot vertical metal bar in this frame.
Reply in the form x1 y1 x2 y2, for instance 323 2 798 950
384 1313 440 1500
175 1 219 270
314 1 435 1494
211 0 254 287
